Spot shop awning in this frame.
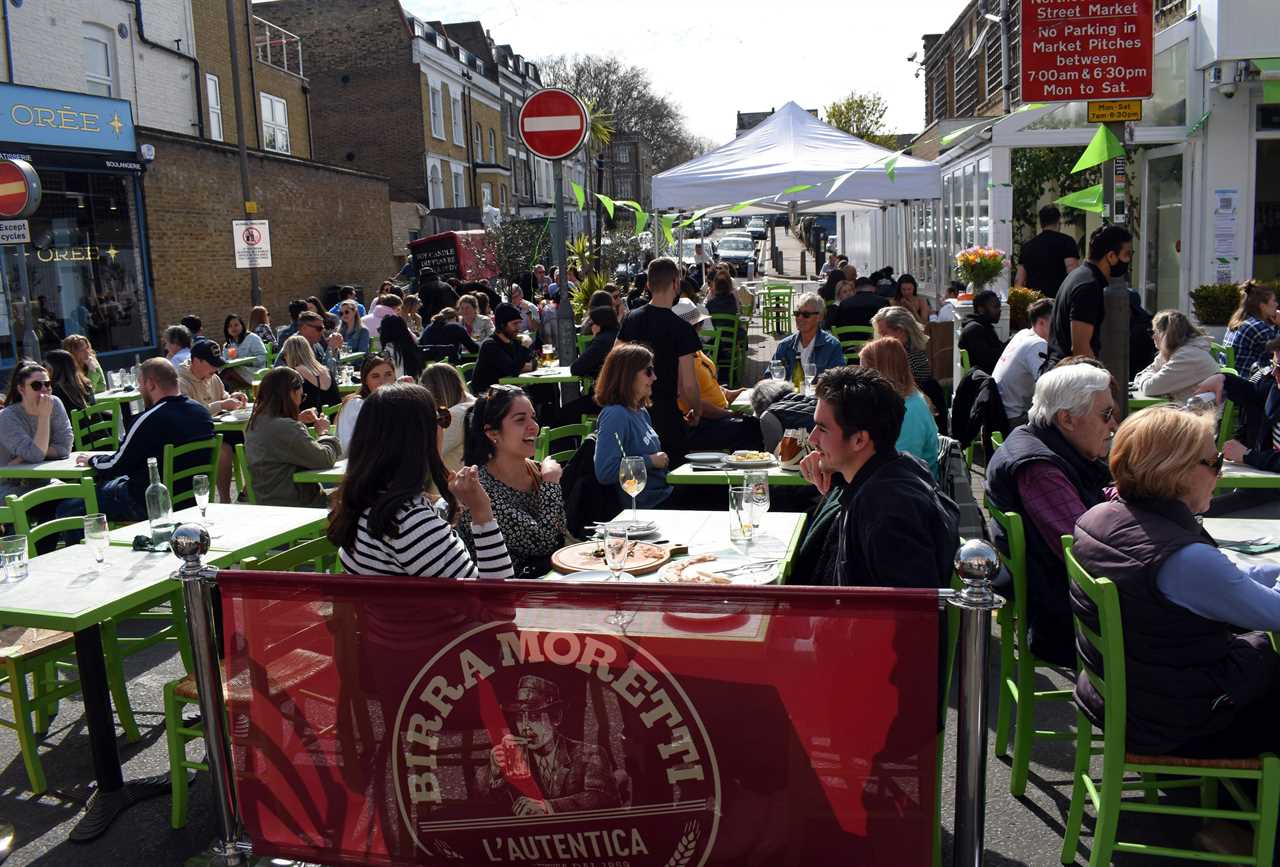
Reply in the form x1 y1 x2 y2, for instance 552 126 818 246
651 102 942 211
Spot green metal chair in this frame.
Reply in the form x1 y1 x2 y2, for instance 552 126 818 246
70 403 121 452
830 325 875 363
234 443 256 505
535 419 595 463
985 499 1074 796
1061 540 1280 866
163 435 223 508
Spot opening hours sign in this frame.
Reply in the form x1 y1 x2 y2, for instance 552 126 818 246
1020 0 1153 102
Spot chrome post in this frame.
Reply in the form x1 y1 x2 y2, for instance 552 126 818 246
949 539 1004 867
172 524 248 866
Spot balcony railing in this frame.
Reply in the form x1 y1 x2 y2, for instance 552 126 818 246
253 16 304 77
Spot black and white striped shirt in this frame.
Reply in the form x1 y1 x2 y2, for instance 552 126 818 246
339 494 514 579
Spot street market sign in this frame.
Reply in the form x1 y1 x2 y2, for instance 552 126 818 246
1021 0 1154 102
233 219 271 269
0 159 40 219
518 88 589 161
1088 99 1143 122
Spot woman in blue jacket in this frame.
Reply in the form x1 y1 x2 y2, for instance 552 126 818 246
592 343 672 508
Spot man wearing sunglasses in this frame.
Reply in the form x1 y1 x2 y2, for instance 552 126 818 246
771 292 845 381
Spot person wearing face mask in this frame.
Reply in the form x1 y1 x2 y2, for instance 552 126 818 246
984 361 1119 667
1042 224 1134 371
958 289 1006 375
459 385 567 579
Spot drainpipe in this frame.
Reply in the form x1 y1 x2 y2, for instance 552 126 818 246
2 0 13 83
997 0 1013 114
242 0 262 147
133 0 205 138
225 0 261 306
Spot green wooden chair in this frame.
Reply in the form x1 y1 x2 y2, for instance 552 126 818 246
458 361 476 384
1210 341 1236 370
830 325 874 363
698 328 722 372
985 499 1074 796
0 627 83 794
163 435 223 508
234 443 256 505
70 403 121 452
989 430 1005 449
241 536 342 573
576 333 592 356
760 284 793 333
959 348 971 375
708 313 745 388
535 419 595 463
1061 540 1280 866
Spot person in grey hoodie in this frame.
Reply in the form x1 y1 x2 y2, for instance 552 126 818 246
0 361 72 501
1133 310 1222 402
244 367 340 507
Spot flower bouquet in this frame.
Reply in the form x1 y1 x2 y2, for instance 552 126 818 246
955 246 1007 294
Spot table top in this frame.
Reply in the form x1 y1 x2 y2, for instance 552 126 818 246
294 459 346 485
1128 391 1170 410
500 365 584 385
221 356 258 370
108 503 329 566
211 406 253 432
0 544 180 632
338 352 367 366
93 388 141 405
1216 462 1280 490
0 452 109 480
730 387 755 414
667 460 810 487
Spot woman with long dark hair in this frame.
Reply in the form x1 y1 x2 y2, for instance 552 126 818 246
892 274 930 324
45 349 93 412
337 354 396 453
378 314 424 380
328 383 514 579
592 343 672 507
1225 280 1280 376
0 361 72 501
245 367 341 507
223 313 267 389
460 384 567 578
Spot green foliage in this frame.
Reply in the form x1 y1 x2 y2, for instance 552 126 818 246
570 272 608 321
464 218 550 279
1010 147 1099 260
1190 283 1242 326
1007 286 1046 331
823 91 898 149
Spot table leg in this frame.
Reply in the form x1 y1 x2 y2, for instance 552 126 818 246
69 625 170 843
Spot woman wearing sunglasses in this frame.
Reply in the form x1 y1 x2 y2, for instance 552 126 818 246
770 291 844 381
593 344 672 508
0 362 73 504
244 367 341 507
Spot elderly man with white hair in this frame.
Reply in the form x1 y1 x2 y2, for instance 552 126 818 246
984 360 1119 666
771 291 846 381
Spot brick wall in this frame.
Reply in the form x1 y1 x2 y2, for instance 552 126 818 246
140 128 393 333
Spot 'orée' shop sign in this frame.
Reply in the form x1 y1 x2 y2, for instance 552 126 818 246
0 83 136 153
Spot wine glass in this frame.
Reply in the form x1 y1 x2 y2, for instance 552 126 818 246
604 524 634 627
744 470 770 531
83 513 109 567
619 457 647 525
768 360 786 381
193 474 211 527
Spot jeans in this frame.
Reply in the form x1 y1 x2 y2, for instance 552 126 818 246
55 476 144 526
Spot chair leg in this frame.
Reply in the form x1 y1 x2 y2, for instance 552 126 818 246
1253 757 1280 865
163 681 190 829
1009 652 1038 797
1088 743 1124 867
9 662 47 795
32 660 53 736
994 610 1014 759
1060 711 1091 864
170 589 194 674
1140 772 1159 804
100 621 141 743
1199 776 1218 812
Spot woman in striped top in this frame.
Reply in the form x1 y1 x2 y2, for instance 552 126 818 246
327 382 514 579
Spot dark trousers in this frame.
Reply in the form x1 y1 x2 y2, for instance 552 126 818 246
1169 674 1280 760
685 415 764 453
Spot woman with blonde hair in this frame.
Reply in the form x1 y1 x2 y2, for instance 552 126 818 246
337 354 396 453
872 304 947 431
61 334 106 394
1072 404 1280 762
280 333 339 410
402 294 424 337
421 363 474 471
1133 309 1220 400
1224 280 1279 376
859 337 939 477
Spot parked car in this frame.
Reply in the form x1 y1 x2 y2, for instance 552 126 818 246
747 217 768 240
719 215 741 228
716 236 757 276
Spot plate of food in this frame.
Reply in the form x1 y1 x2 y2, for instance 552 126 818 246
596 519 659 536
551 540 671 575
685 451 729 465
723 450 777 469
655 554 778 586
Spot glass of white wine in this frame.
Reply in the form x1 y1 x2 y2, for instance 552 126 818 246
619 457 647 525
83 513 109 568
193 474 212 530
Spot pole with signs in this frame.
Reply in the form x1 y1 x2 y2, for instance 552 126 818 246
0 159 42 361
224 0 261 308
519 88 590 368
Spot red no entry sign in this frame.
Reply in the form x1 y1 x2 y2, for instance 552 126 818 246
519 88 589 161
0 159 41 219
1021 0 1153 102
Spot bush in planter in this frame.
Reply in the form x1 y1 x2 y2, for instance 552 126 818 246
1007 286 1046 332
1189 283 1242 327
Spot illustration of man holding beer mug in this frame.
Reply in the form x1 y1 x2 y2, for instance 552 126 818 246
488 675 621 816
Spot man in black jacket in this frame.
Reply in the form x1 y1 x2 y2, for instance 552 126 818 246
472 304 533 395
958 290 1005 374
797 366 960 587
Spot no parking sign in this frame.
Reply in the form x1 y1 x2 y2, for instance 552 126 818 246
233 219 271 269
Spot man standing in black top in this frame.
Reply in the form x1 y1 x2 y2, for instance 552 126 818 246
1043 225 1133 371
959 290 1005 374
1015 205 1080 298
617 257 702 462
471 304 532 394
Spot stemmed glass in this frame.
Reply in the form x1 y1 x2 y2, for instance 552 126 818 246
604 524 634 627
744 470 770 531
619 457 647 525
83 513 109 568
193 474 212 529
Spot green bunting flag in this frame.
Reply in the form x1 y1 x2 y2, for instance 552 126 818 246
675 207 713 229
1072 124 1126 174
594 193 616 218
633 210 649 233
781 183 818 195
1055 183 1104 214
729 197 767 213
659 214 675 246
570 181 585 210
885 154 899 183
941 121 983 147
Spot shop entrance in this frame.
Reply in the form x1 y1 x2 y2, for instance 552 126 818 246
1254 139 1280 283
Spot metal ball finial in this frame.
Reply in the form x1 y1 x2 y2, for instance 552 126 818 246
170 523 211 563
955 538 1000 582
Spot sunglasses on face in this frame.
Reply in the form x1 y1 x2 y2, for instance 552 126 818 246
794 311 820 319
1100 405 1115 423
643 365 656 377
25 380 48 391
1200 451 1224 475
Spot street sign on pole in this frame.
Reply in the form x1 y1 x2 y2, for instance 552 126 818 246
0 159 41 219
233 220 272 269
518 88 589 161
0 220 29 244
1020 0 1153 103
1087 100 1143 123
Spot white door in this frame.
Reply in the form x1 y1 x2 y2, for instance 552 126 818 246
1139 144 1188 314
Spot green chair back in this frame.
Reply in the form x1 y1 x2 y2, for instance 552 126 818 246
830 325 874 363
989 430 1004 448
6 480 100 556
70 403 121 452
1064 539 1124 730
242 537 342 573
576 333 592 356
535 419 595 463
1211 341 1237 370
959 348 971 375
163 435 223 508
458 361 476 383
234 442 256 505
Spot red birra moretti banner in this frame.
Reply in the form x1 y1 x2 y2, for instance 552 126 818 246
218 573 942 866
1020 0 1154 102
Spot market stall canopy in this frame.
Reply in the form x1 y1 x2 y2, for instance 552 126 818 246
651 101 942 212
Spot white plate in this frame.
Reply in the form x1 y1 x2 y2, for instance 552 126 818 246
544 570 642 583
723 458 777 469
661 554 779 586
686 451 729 465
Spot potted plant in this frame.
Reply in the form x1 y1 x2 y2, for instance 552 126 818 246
1189 283 1242 339
1007 286 1046 332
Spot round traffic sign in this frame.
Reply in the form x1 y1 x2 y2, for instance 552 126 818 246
518 88 589 161
0 160 41 219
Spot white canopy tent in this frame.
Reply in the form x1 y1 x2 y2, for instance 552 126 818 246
651 102 942 213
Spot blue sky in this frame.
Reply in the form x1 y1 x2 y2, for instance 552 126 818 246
400 0 967 147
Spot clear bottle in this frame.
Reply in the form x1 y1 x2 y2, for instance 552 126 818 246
145 457 175 547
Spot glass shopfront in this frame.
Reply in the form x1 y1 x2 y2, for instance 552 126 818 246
0 83 154 367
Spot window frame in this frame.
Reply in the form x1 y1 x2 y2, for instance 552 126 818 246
260 92 290 154
82 26 114 97
206 73 224 142
430 84 445 140
427 162 443 209
452 166 466 207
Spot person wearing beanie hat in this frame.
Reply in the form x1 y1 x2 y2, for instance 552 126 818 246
471 303 533 394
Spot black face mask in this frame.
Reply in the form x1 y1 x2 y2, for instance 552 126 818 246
1110 257 1130 279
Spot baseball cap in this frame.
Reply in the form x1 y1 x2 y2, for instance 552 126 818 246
190 339 226 368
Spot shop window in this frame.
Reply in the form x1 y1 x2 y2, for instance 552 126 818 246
260 92 290 154
453 167 465 207
430 85 444 139
451 94 463 145
976 158 990 246
82 25 114 97
427 163 442 208
206 74 224 142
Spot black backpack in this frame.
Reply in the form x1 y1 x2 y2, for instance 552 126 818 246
560 434 622 538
